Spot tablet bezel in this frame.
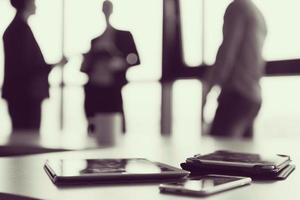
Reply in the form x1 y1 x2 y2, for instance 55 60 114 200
44 158 190 185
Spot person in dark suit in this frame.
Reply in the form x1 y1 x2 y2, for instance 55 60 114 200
2 0 65 131
81 0 140 133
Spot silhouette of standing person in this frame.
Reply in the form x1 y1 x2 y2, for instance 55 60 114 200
202 0 267 138
81 0 140 133
2 0 65 131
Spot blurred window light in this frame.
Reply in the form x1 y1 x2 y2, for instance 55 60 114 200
180 0 203 67
204 0 300 64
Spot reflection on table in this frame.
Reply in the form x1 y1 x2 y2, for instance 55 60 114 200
0 133 299 199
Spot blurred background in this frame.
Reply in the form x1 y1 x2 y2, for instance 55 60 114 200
1 0 300 139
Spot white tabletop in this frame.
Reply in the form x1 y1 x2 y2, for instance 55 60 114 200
0 133 299 200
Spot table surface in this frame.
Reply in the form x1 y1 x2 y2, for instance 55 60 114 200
0 131 101 156
0 133 299 200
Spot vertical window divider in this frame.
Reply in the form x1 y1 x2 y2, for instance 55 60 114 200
201 0 205 66
60 0 66 131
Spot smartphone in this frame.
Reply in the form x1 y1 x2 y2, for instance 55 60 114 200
159 174 251 196
182 150 291 178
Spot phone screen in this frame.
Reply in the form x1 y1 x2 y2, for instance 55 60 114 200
159 175 251 196
167 175 241 189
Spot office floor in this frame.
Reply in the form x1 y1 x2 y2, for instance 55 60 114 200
1 76 300 139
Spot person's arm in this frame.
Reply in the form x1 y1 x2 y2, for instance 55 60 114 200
204 4 245 91
126 32 140 67
27 26 67 71
80 53 91 73
110 32 140 72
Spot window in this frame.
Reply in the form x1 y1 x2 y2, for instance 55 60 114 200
180 0 203 67
180 0 300 66
0 0 163 135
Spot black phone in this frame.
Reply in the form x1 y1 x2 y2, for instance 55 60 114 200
181 150 292 179
159 175 251 196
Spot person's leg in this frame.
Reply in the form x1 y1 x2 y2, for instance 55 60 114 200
26 101 41 129
209 94 233 137
242 101 261 138
209 90 261 138
243 124 254 138
84 85 97 134
112 88 125 133
120 111 126 133
8 100 25 130
8 99 41 130
84 85 96 118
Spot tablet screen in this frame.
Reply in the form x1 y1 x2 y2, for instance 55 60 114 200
45 158 188 177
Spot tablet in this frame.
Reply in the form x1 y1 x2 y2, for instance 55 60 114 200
44 158 189 185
